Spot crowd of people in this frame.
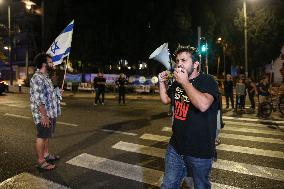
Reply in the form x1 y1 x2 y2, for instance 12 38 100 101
224 73 274 116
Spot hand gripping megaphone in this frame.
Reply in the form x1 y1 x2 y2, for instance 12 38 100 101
149 43 175 71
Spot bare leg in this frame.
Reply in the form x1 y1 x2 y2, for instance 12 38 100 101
35 138 45 163
43 139 49 158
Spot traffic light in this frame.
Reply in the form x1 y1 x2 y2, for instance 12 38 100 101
200 37 208 54
201 44 207 53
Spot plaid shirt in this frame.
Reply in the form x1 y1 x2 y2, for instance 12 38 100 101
30 71 58 124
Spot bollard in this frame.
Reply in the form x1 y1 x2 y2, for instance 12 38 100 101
19 84 22 93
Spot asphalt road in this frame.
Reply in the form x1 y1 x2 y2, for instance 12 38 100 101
0 93 284 189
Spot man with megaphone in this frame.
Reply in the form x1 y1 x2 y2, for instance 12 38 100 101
158 45 218 189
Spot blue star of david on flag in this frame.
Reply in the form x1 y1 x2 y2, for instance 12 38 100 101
51 41 60 54
47 20 74 65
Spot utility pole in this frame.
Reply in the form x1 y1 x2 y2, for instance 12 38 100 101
197 26 202 72
41 0 45 51
243 0 248 77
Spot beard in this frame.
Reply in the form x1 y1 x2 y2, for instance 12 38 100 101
186 64 195 77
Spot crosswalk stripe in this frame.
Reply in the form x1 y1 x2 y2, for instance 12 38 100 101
140 133 170 142
66 153 241 189
67 153 163 187
162 127 172 132
224 120 277 128
216 144 284 159
162 126 284 136
140 133 284 145
112 141 284 182
223 116 284 124
223 126 284 136
0 172 70 189
219 133 284 144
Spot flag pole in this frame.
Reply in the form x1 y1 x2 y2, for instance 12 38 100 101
61 57 68 90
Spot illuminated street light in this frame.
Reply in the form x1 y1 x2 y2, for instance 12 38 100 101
22 0 35 10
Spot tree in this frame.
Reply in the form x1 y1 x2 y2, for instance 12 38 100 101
234 0 284 72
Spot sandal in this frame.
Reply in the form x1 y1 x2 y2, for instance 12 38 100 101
37 160 55 171
45 154 60 163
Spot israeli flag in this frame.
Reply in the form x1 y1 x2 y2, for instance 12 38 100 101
47 20 74 65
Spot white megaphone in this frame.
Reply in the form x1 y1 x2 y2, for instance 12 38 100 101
149 43 175 71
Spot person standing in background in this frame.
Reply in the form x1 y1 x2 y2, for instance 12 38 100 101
246 77 257 110
235 78 246 111
224 74 234 110
116 73 128 104
93 72 106 105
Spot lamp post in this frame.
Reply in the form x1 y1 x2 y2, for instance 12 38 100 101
22 0 35 80
243 0 248 77
217 37 226 76
8 0 12 85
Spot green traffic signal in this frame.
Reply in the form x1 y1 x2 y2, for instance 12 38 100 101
201 44 206 52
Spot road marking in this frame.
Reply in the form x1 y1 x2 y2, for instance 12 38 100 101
0 172 70 189
101 129 137 136
162 127 172 132
57 121 78 127
223 116 284 124
4 113 30 119
162 126 284 136
224 120 276 128
216 144 284 159
66 153 241 189
67 153 163 187
61 102 67 106
223 126 284 136
140 133 170 142
5 104 28 108
140 133 284 145
112 141 284 182
219 133 284 144
4 113 79 127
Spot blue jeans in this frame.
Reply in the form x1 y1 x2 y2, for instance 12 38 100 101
161 144 213 189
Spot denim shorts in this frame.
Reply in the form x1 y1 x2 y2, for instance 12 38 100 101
36 119 56 139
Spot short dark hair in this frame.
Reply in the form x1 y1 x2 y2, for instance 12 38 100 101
174 45 199 62
33 53 52 69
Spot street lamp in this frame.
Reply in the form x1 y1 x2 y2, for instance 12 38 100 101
22 0 36 80
217 37 227 76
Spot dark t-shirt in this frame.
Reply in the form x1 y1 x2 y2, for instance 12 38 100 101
93 77 106 89
224 80 233 94
169 73 219 158
116 78 128 89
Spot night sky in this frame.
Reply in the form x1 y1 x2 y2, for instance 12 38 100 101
1 0 283 75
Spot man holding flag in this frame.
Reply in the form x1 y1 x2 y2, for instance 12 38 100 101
30 20 74 170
